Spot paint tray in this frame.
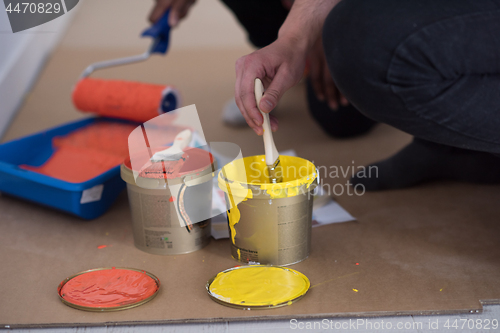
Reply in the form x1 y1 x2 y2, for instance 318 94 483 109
0 117 133 219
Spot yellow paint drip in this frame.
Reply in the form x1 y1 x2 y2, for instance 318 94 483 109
208 266 310 307
223 166 241 261
227 206 240 244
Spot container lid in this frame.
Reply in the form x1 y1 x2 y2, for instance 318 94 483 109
206 265 310 309
57 267 160 312
121 146 215 188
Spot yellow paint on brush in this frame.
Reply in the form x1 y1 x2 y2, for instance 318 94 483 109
208 266 310 307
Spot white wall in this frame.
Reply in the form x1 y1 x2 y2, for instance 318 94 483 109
0 0 250 138
0 4 76 138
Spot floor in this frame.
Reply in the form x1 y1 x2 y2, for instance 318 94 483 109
2 0 500 332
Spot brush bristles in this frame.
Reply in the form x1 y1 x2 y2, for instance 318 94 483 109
139 155 187 179
150 152 184 163
268 158 283 183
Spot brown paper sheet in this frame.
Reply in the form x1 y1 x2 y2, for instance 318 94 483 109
1 24 500 330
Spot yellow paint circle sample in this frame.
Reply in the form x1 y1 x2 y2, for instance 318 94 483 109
207 266 310 309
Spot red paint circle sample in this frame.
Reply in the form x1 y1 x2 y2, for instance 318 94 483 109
59 268 159 310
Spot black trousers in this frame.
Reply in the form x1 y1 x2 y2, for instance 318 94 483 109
222 0 500 154
220 0 288 48
326 0 500 154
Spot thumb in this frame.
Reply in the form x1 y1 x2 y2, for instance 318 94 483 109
259 71 294 113
149 0 172 23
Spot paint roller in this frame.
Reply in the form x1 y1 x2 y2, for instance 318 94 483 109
72 10 180 123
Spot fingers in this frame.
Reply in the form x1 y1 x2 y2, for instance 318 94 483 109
243 72 263 124
260 67 295 113
234 41 304 135
312 55 350 111
281 0 294 10
323 62 339 110
149 0 172 23
308 55 325 102
148 0 195 27
178 0 196 20
235 56 263 135
169 0 196 27
339 92 349 106
308 35 349 110
321 56 350 108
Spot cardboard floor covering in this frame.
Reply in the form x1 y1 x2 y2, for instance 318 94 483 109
2 46 500 328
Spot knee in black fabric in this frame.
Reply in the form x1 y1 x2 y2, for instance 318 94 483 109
320 0 436 124
320 0 500 152
219 0 288 48
306 78 377 138
321 0 391 122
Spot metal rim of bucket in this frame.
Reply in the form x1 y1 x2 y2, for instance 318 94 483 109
57 267 160 312
218 155 318 199
206 265 310 310
218 171 319 199
121 148 217 189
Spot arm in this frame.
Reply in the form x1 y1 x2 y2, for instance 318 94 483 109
235 0 340 135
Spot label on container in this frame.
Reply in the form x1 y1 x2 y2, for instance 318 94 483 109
80 184 104 204
231 245 259 263
277 199 312 264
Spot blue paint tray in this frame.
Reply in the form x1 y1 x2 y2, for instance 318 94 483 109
0 117 133 219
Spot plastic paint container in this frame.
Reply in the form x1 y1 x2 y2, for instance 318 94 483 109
121 147 215 255
218 155 318 266
206 265 310 309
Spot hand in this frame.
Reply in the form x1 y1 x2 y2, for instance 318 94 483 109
307 35 348 110
235 37 307 135
149 0 196 27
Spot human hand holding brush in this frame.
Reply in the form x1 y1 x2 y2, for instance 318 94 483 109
235 0 340 135
235 39 302 136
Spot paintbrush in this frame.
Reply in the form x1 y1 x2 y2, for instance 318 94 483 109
150 129 192 163
254 78 283 183
138 129 191 180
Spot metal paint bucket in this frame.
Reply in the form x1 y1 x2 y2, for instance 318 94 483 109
218 155 318 266
121 147 215 255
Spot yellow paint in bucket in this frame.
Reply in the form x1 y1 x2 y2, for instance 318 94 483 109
207 265 310 308
219 155 318 265
220 155 317 198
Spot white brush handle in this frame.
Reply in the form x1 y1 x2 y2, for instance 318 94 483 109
172 129 192 150
254 78 279 166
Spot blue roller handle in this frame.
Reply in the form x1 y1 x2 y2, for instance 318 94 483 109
141 9 171 54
